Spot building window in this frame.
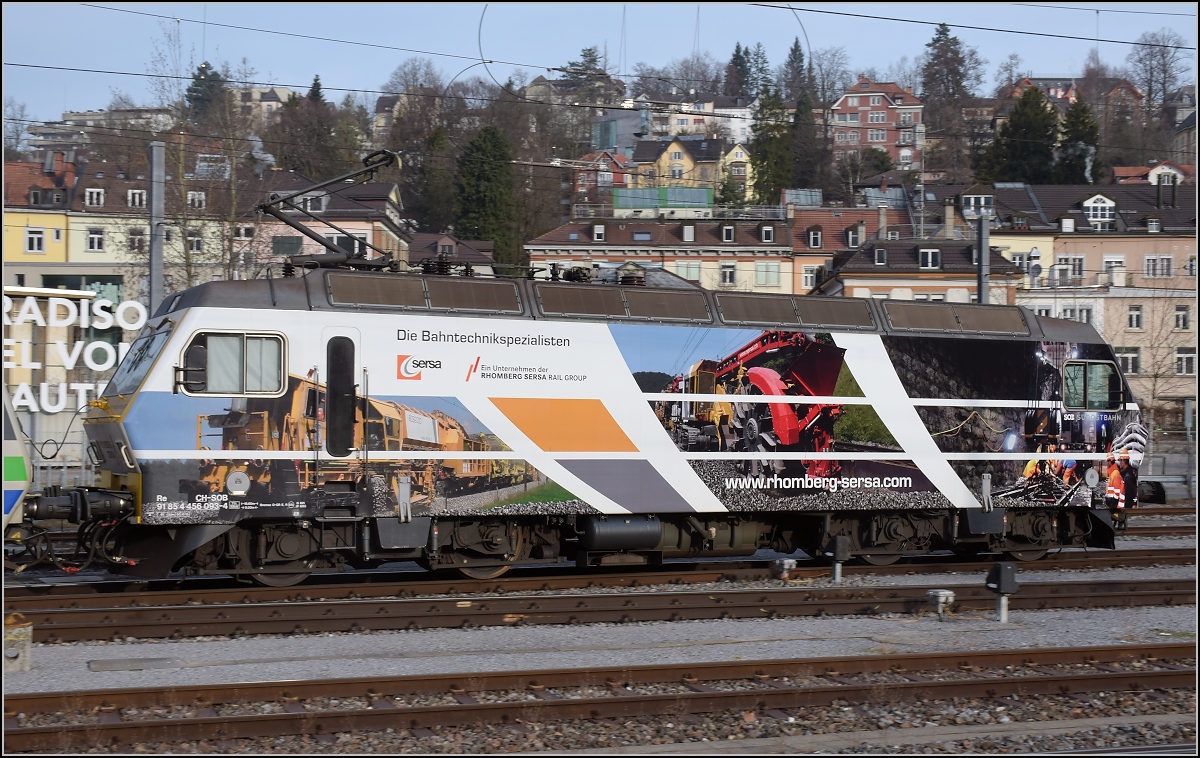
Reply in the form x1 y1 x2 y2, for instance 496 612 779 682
845 130 859 142
1144 255 1173 278
1186 256 1197 277
632 231 652 242
868 129 887 142
802 265 818 289
669 166 684 179
887 230 900 240
1147 218 1161 233
297 195 324 213
593 224 605 242
846 96 859 107
754 262 780 287
1057 255 1085 279
1011 253 1027 271
807 229 821 248
722 225 735 243
1116 348 1140 375
670 151 683 160
128 190 146 208
676 118 688 127
128 229 146 252
900 113 913 126
1128 305 1143 329
87 229 104 252
682 225 695 242
233 226 254 240
597 171 612 185
847 228 861 247
869 96 882 106
919 248 941 269
720 263 737 285
1077 308 1092 324
186 231 203 253
874 248 887 265
187 191 206 210
730 166 746 176
29 190 41 205
25 228 45 253
1036 307 1052 317
868 111 886 123
85 188 105 207
761 226 774 243
1177 347 1196 375
1083 196 1115 230
1176 305 1191 330
676 261 700 281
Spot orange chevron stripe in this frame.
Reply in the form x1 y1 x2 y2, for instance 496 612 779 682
490 398 638 453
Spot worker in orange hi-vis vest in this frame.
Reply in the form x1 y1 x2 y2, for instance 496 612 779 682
1047 444 1063 477
1105 450 1131 526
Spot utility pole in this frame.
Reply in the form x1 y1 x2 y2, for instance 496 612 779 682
976 212 989 304
148 141 165 315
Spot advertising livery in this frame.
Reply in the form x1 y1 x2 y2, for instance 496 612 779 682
6 271 1145 583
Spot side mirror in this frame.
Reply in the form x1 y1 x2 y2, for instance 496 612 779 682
175 343 207 393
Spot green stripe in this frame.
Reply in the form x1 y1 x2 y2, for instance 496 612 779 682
4 455 28 482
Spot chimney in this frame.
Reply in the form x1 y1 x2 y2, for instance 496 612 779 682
856 220 867 244
880 176 888 193
878 205 888 239
942 198 956 239
1157 181 1163 209
905 86 913 94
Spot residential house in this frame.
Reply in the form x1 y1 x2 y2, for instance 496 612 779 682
407 233 495 277
259 169 411 267
1173 111 1197 167
627 136 750 193
228 86 295 128
525 216 793 294
3 153 79 282
828 77 925 170
25 107 174 157
571 150 634 207
1111 160 1195 185
789 199 913 295
810 239 1022 304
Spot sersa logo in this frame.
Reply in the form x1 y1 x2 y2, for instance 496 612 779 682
397 355 442 380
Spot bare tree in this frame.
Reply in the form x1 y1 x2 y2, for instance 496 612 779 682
1126 29 1191 108
4 97 29 160
809 47 853 112
993 53 1024 98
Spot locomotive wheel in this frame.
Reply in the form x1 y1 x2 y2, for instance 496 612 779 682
857 551 903 566
1002 549 1048 562
248 564 312 587
455 527 525 580
734 394 784 478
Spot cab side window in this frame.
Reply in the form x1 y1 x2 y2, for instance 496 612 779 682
1063 361 1122 410
182 332 285 395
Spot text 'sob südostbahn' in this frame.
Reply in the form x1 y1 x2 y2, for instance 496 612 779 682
6 261 1148 585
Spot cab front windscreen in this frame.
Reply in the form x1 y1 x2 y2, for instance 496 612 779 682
104 323 173 397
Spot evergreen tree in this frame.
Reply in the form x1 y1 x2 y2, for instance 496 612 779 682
979 86 1058 184
1054 96 1102 184
715 169 746 206
414 125 458 233
184 61 228 127
455 126 519 267
747 43 771 97
919 23 985 131
262 76 363 180
779 38 807 103
723 43 749 97
748 85 792 204
307 74 326 105
790 87 822 189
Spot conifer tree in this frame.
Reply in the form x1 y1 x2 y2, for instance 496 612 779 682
723 44 749 97
791 87 822 189
414 125 458 233
184 62 228 128
455 126 518 267
779 38 807 103
979 86 1058 184
1054 96 1102 184
749 85 792 204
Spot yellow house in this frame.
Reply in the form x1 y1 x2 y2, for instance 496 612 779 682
5 208 70 265
629 136 747 191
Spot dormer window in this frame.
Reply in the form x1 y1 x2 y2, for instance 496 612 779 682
632 231 652 242
85 188 105 207
682 223 695 243
187 191 207 210
1082 195 1115 230
846 227 861 247
29 190 41 205
919 248 941 269
760 225 774 243
874 248 887 265
1013 215 1029 230
1147 218 1162 233
128 190 146 208
961 194 993 217
807 228 822 249
592 224 605 242
721 224 735 243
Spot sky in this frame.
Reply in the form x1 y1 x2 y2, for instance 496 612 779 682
2 2 1196 126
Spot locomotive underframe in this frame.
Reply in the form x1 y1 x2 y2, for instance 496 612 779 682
95 501 1117 585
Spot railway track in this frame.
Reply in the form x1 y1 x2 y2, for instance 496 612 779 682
8 577 1195 643
4 643 1194 753
5 546 1196 609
